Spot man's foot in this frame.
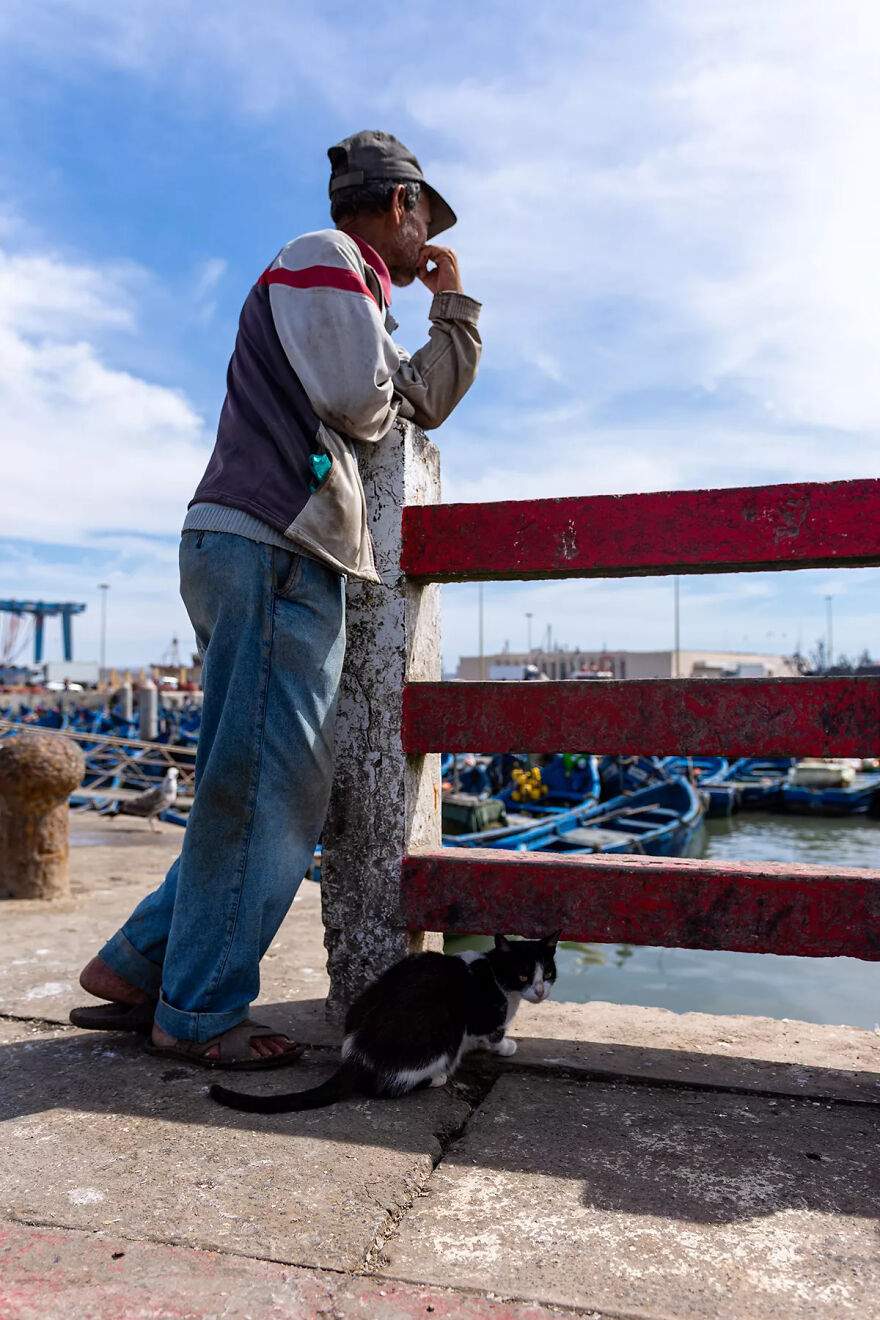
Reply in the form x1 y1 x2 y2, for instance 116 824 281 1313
81 958 297 1061
79 956 151 1006
151 1022 299 1061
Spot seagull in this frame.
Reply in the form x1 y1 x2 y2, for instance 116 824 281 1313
111 767 179 832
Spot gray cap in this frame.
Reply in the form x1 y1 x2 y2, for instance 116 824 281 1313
327 130 456 240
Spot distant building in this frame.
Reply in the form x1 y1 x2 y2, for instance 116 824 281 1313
35 659 100 686
457 648 799 681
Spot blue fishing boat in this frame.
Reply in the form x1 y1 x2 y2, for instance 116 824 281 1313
661 756 739 817
598 755 668 799
445 754 496 797
494 754 601 815
719 757 795 809
780 762 880 815
538 777 703 856
446 776 703 857
441 753 600 838
444 799 601 850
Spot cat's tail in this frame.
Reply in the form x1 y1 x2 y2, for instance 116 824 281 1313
208 1061 360 1114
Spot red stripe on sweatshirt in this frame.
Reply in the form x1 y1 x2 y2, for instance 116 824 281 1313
258 264 379 307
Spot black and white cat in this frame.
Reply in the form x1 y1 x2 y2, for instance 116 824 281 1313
209 933 558 1114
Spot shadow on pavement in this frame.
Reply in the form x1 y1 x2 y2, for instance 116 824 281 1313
1 1006 877 1226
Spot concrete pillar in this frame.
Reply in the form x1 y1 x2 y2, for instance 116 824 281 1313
0 734 85 898
321 420 442 1021
137 679 158 741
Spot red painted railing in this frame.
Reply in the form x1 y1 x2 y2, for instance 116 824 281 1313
400 477 880 960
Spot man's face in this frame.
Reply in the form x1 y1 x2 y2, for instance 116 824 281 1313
386 190 432 287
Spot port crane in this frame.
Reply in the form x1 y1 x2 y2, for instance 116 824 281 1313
0 601 86 664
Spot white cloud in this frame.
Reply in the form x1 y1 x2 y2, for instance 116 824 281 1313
191 258 228 324
0 250 135 336
392 0 880 449
435 410 880 509
0 239 211 665
0 245 209 544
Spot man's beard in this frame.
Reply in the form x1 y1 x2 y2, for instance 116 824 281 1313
388 217 424 287
388 263 418 287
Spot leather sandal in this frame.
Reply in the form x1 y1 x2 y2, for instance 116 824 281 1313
69 999 157 1034
143 1017 305 1071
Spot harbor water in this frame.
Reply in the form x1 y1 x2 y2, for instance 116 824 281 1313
446 813 880 1031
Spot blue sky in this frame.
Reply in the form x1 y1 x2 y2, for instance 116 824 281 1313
1 0 878 672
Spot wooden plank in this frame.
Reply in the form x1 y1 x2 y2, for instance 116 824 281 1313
401 477 880 581
402 849 880 960
402 676 880 756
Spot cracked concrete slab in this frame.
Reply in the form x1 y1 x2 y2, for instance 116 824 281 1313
0 1018 471 1273
381 1074 880 1319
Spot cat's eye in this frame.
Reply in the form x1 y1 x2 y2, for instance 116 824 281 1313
519 973 529 982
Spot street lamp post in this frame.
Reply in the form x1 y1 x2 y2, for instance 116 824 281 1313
826 595 833 671
525 611 533 653
98 583 109 688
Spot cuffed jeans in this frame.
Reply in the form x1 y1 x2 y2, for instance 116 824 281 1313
99 530 345 1041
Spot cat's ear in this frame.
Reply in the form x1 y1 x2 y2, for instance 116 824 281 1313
494 934 513 953
542 930 561 950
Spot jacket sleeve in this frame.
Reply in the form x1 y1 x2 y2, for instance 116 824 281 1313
392 291 482 431
267 235 403 444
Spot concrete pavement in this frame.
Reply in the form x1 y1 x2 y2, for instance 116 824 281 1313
0 814 877 1318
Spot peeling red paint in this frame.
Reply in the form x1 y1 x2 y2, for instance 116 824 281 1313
402 849 880 959
402 677 880 756
401 477 880 581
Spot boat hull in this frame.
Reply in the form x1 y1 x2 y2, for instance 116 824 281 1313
780 773 880 815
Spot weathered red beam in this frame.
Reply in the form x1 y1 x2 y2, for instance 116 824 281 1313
402 849 880 960
402 677 880 756
401 477 880 581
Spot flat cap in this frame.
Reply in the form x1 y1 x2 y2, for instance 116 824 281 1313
328 130 456 239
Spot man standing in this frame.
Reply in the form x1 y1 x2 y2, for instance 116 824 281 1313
72 132 481 1067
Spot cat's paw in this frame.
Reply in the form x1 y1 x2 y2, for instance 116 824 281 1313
429 1071 448 1088
492 1037 517 1056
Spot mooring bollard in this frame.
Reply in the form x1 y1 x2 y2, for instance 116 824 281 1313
137 678 158 740
321 419 442 1020
117 680 134 722
0 734 85 899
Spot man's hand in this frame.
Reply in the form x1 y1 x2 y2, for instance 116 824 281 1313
417 245 463 295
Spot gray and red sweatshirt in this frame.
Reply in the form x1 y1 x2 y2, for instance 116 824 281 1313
186 229 481 582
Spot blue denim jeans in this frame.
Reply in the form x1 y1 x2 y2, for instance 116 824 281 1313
99 531 345 1040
